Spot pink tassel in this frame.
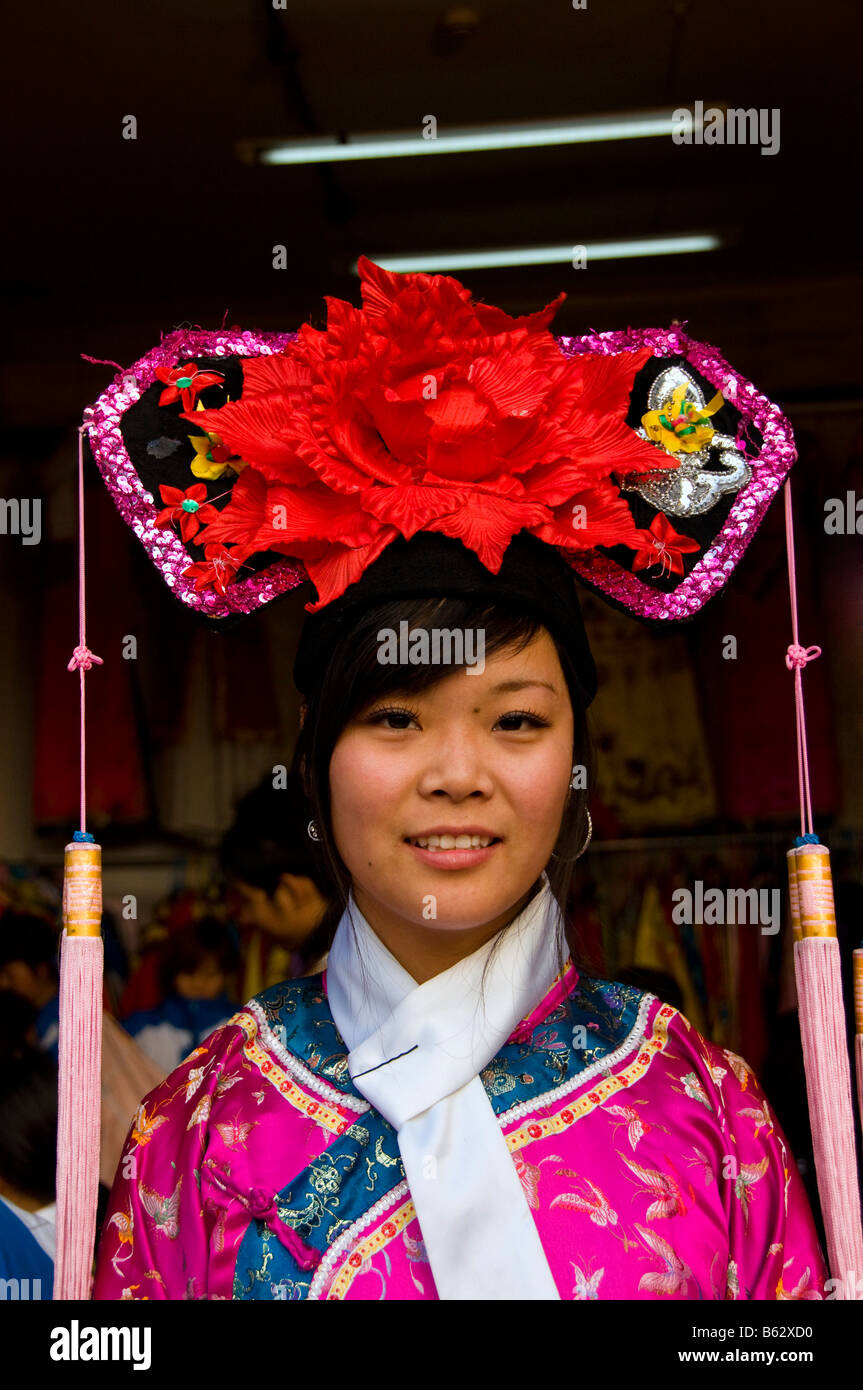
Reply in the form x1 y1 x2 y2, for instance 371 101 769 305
794 935 863 1292
54 929 103 1299
54 838 104 1299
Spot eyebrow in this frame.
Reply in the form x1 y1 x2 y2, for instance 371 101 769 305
488 679 558 696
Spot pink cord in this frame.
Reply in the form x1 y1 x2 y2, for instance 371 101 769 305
783 477 822 839
67 427 103 834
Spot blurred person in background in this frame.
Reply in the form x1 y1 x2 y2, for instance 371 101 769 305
0 913 61 1058
220 771 332 993
124 916 239 1072
0 1045 58 1297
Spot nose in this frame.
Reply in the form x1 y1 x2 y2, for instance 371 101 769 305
416 730 495 800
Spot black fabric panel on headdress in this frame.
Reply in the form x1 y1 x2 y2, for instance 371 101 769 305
292 530 598 708
118 356 285 581
599 353 757 600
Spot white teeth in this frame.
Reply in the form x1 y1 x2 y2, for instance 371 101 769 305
409 834 495 850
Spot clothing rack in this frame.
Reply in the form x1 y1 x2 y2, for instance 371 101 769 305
22 824 863 868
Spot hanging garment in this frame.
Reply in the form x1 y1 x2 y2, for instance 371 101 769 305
577 588 718 833
33 484 151 827
92 960 826 1300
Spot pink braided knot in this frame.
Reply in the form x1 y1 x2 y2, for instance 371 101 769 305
67 644 104 672
785 643 821 671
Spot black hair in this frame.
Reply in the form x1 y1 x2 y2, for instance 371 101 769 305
0 913 59 976
291 594 595 986
0 1047 58 1205
157 916 240 999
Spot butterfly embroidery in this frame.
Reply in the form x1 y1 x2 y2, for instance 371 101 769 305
721 1049 754 1092
725 1257 740 1298
107 1207 134 1276
204 1198 228 1254
131 1104 168 1147
684 1145 715 1186
776 1258 822 1300
635 1224 691 1296
139 1177 182 1239
605 1102 650 1151
185 1068 205 1101
622 1156 690 1219
570 1261 605 1300
513 1153 562 1209
216 1117 258 1149
403 1230 429 1264
187 1096 212 1130
734 1157 769 1226
737 1098 774 1140
551 1174 618 1226
674 1071 713 1110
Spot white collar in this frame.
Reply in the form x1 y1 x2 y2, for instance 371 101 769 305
326 874 563 1299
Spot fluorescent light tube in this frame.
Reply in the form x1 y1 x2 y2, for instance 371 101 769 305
255 109 715 165
354 235 722 274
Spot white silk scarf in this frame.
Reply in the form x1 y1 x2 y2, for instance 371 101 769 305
325 872 564 1300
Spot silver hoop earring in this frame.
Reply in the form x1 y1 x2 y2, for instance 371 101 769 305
551 808 592 863
307 819 320 842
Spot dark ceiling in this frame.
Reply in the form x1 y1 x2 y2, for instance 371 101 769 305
3 0 862 436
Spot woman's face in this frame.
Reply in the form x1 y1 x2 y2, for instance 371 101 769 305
328 627 575 967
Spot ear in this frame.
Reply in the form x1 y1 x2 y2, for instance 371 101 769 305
299 702 308 730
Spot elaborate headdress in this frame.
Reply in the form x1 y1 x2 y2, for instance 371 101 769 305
57 257 861 1296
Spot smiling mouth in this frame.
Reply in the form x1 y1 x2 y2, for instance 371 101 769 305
404 835 501 851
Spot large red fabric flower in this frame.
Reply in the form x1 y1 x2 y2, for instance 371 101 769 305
182 256 674 610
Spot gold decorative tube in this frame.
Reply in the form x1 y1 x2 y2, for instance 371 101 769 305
785 842 836 940
62 842 102 937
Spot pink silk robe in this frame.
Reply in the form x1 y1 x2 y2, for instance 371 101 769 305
93 964 828 1300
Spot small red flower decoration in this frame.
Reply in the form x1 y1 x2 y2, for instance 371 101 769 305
155 483 220 542
183 543 251 596
155 362 225 411
180 257 670 607
631 512 701 578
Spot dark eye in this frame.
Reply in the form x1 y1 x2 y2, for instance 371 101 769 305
366 705 421 730
495 710 549 732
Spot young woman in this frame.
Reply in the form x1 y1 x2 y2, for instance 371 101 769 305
87 257 828 1299
91 531 826 1301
